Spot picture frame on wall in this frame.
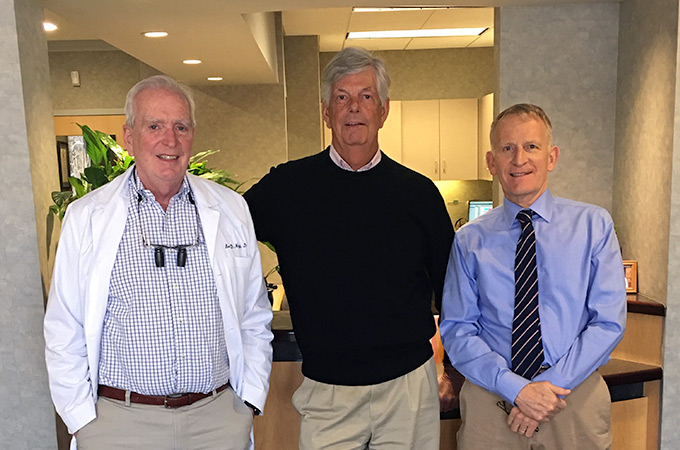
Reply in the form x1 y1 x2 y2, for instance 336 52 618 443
56 140 71 191
623 260 638 294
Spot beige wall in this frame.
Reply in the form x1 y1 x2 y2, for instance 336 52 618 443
285 36 323 160
321 47 494 101
1 0 59 447
614 0 680 447
614 0 676 304
496 3 619 212
435 180 493 228
49 49 145 112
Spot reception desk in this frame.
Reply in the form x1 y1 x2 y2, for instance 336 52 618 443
255 295 664 450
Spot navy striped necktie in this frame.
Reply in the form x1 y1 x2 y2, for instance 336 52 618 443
511 209 544 379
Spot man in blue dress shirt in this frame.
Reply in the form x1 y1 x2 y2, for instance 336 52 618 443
440 103 627 449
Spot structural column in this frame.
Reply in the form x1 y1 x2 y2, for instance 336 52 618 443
0 0 59 448
284 35 323 161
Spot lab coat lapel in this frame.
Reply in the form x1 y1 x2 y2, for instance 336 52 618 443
192 182 220 265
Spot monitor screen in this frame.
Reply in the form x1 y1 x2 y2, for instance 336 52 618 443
468 200 493 222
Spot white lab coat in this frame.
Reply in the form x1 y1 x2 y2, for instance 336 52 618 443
44 167 273 449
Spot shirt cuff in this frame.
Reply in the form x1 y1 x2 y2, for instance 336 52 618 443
496 369 531 405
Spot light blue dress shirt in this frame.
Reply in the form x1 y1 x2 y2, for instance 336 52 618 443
440 190 627 405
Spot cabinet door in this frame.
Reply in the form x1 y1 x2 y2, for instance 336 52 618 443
478 93 494 181
401 100 440 179
440 99 478 180
380 100 402 163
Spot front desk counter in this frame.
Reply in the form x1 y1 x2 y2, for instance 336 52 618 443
254 296 664 450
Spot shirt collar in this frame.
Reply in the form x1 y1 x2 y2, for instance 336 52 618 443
130 166 192 204
501 189 554 228
329 145 382 172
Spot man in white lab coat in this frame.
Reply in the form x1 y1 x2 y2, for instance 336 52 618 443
44 75 272 450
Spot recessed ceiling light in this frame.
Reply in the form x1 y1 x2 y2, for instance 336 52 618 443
207 77 223 81
183 59 202 65
143 31 168 38
43 22 58 32
347 28 487 39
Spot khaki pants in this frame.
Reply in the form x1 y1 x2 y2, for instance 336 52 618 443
76 386 253 450
292 357 440 450
457 371 612 450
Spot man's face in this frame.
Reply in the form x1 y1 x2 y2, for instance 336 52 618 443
322 68 389 156
486 114 559 208
124 88 194 196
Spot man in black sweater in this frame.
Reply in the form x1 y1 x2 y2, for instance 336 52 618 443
244 47 454 449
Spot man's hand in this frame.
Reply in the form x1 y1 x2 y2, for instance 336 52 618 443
508 406 540 437
514 381 570 422
438 366 465 412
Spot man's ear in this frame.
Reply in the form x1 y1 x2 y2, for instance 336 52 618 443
486 150 497 176
322 103 332 129
378 98 390 129
123 125 135 157
547 145 559 172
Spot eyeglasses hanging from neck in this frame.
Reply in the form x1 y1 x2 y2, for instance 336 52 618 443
137 191 200 268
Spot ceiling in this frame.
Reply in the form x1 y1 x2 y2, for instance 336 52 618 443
42 0 615 86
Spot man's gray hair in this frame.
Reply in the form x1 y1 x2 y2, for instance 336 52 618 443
321 47 390 105
124 75 196 128
490 103 553 147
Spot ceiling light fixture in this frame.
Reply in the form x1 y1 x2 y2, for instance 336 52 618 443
353 7 453 12
43 22 58 32
207 77 223 81
183 59 202 65
347 28 487 39
143 31 168 38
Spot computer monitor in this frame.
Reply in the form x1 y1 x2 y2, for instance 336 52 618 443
468 200 493 222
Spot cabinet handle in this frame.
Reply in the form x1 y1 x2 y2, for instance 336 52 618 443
442 159 447 174
435 160 438 174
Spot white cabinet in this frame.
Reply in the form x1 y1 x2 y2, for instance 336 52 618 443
401 100 440 179
477 93 494 181
401 99 479 180
440 98 478 180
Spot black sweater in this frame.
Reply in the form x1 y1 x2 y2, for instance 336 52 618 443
244 149 454 385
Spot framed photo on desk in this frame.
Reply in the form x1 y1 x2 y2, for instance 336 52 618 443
623 260 638 293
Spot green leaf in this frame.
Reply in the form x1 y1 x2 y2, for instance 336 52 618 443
97 130 124 155
51 190 73 207
190 149 220 164
122 153 134 169
262 241 276 254
188 161 208 175
78 124 107 166
198 171 240 188
83 166 109 189
69 176 88 198
46 208 55 258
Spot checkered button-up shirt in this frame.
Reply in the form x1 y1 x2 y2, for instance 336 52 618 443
98 171 229 395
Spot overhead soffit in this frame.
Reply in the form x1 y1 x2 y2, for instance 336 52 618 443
42 0 615 85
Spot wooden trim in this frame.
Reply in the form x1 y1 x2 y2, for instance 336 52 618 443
600 359 663 386
627 294 666 317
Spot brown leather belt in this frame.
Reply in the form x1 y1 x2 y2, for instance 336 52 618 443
98 383 229 408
